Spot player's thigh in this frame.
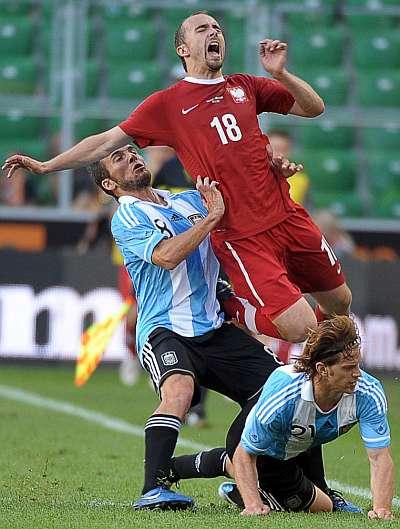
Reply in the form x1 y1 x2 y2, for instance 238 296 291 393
257 456 318 512
285 210 345 294
272 297 317 343
200 323 282 405
211 234 303 320
142 328 202 405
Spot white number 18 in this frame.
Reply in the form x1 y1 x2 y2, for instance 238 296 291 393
210 113 242 145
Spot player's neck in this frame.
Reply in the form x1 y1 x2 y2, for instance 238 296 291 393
120 188 167 206
185 66 223 80
313 380 343 412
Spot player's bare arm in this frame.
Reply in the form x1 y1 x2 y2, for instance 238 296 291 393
152 177 225 270
233 445 270 516
367 447 395 520
259 38 324 118
2 126 129 179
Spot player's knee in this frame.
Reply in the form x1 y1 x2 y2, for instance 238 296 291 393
160 374 194 413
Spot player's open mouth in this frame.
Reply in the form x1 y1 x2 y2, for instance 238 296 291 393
207 40 221 59
133 162 145 173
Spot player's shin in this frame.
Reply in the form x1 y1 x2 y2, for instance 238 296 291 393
170 448 228 481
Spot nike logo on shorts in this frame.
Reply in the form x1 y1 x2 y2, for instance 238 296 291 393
181 104 199 115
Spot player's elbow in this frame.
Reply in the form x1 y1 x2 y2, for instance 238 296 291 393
307 99 325 117
152 251 179 270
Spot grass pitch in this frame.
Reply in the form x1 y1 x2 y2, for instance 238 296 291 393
0 364 399 529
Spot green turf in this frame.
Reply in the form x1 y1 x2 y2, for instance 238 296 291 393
0 365 398 529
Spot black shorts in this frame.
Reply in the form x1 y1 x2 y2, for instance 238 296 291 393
256 453 317 512
141 323 282 407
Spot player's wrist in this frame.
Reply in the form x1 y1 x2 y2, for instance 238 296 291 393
270 68 289 81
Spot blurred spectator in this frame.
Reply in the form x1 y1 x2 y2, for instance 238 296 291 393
0 167 26 206
313 209 355 259
268 129 309 206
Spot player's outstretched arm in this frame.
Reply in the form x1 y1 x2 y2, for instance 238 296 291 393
233 444 270 516
259 38 324 118
367 447 395 520
152 177 225 270
2 126 129 178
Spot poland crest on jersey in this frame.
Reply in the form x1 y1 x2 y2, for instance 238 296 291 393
228 86 248 103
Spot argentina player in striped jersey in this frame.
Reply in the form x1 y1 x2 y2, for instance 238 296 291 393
229 316 394 519
86 145 286 511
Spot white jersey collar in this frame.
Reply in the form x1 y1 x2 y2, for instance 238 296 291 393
118 189 173 206
183 76 225 85
301 379 315 402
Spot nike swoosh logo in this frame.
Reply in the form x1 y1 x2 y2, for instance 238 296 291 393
181 104 199 115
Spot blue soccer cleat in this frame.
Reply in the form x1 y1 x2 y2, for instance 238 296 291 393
328 489 363 513
218 482 244 509
132 486 194 511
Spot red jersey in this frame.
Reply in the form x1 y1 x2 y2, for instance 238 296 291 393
119 74 297 240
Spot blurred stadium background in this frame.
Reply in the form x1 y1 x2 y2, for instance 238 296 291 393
0 0 400 372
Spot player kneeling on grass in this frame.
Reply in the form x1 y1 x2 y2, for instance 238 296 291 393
228 315 394 519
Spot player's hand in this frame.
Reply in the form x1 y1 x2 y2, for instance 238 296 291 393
259 39 288 78
2 154 47 178
368 509 394 520
240 503 270 516
196 176 225 221
272 155 303 179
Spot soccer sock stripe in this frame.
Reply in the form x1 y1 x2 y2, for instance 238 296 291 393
142 414 182 495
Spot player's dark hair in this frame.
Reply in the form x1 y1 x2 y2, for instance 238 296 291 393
294 315 361 378
174 10 212 72
87 160 116 198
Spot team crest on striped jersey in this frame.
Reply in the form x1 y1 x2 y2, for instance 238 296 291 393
161 351 178 366
188 213 204 225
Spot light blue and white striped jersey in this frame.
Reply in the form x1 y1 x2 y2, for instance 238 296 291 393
241 364 390 460
111 189 224 362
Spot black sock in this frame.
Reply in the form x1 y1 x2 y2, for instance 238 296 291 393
142 414 182 494
171 447 227 480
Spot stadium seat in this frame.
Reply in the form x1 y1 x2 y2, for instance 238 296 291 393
372 190 400 218
108 63 162 99
297 123 355 150
298 69 348 105
366 152 400 194
290 28 344 70
0 2 33 15
362 126 400 151
345 13 395 32
0 139 47 162
301 150 357 192
0 17 34 56
85 61 101 98
284 11 335 33
356 72 400 107
74 119 108 141
311 191 364 217
352 32 400 70
105 20 156 62
103 3 150 22
0 58 37 95
0 111 44 140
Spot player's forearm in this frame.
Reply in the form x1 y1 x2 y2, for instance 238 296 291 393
152 214 221 270
233 446 263 510
273 70 325 117
369 448 395 511
43 129 126 173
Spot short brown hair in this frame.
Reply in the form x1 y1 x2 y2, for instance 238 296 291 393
174 10 213 72
87 160 115 198
294 315 360 378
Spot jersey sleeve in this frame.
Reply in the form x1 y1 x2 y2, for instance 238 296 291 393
118 91 173 149
111 207 169 264
240 368 294 456
251 76 295 115
357 379 391 450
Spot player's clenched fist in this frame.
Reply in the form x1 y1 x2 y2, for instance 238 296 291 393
196 176 225 221
259 38 288 78
2 154 47 178
368 508 394 520
241 504 271 516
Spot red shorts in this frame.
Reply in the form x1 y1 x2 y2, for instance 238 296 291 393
212 207 345 320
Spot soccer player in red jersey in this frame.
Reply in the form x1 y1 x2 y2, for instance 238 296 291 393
2 11 352 343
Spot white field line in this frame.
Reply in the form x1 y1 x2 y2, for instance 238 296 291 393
0 384 399 509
